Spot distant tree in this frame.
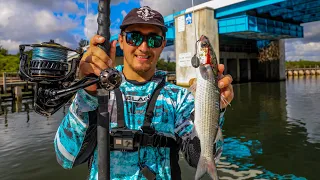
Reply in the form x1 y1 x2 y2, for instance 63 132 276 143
0 45 20 72
167 55 171 63
157 58 176 71
285 59 320 69
0 45 8 56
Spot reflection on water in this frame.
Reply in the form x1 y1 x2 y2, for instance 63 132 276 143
0 77 319 180
0 100 33 126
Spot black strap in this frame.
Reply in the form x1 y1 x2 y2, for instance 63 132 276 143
114 88 125 128
114 78 166 130
143 78 166 127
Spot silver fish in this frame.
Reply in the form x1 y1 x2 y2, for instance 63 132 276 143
191 35 221 180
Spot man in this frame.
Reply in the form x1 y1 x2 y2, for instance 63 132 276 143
54 6 234 180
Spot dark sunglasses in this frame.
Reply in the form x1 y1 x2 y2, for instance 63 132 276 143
122 31 164 48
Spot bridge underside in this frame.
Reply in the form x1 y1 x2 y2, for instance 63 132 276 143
219 0 320 40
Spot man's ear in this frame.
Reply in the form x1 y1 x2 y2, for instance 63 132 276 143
119 34 124 50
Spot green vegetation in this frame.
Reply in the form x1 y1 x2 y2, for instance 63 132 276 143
0 45 32 73
286 60 320 69
156 58 176 71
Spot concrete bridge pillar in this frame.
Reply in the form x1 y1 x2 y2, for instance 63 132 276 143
236 58 240 82
221 58 227 75
256 39 286 81
174 7 219 86
248 59 251 81
279 39 286 80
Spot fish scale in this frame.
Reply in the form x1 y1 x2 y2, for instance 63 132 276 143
193 35 220 180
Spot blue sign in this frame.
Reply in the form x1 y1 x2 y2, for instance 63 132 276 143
185 13 192 25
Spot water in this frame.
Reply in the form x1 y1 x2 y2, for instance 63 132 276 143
0 76 319 180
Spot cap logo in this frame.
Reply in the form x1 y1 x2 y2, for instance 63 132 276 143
137 6 155 21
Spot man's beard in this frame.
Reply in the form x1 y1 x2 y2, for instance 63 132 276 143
129 63 153 75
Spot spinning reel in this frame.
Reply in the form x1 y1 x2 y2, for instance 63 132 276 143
19 39 122 116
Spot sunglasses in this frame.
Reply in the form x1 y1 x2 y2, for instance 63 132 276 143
122 31 164 48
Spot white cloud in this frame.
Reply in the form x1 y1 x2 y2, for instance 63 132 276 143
121 10 127 18
84 13 99 40
0 1 82 53
285 21 320 61
285 41 320 61
84 15 122 40
0 39 23 52
63 1 80 13
0 6 15 28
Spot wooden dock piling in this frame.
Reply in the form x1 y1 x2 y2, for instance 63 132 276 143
0 72 35 103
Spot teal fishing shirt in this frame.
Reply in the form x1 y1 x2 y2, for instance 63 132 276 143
54 65 225 180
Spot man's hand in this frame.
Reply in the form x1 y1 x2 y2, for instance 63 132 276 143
79 35 117 93
218 64 234 109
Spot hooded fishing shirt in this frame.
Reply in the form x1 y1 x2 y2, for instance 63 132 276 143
54 65 225 180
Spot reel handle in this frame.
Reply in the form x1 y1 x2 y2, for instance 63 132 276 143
97 0 111 55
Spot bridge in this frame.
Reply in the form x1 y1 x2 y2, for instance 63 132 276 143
110 0 307 57
68 0 320 85
286 66 320 76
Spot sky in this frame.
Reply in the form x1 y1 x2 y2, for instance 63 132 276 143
0 0 319 61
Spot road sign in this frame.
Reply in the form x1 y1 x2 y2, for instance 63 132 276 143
185 13 192 25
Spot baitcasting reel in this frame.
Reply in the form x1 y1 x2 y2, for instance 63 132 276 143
19 39 122 116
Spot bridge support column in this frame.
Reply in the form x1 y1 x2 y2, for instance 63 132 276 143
256 40 286 81
248 59 251 81
236 58 240 82
223 58 227 75
175 7 219 86
279 39 286 81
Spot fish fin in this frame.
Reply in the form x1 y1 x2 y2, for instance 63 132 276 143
188 78 197 95
195 156 219 180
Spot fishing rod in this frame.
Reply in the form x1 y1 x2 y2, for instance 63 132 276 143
18 1 119 179
96 0 113 179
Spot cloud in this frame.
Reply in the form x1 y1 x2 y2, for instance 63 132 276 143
0 0 83 53
84 13 99 40
84 14 122 40
0 39 23 53
160 45 176 61
121 10 127 18
13 0 85 14
285 21 320 61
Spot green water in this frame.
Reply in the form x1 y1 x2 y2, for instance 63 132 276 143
0 76 319 180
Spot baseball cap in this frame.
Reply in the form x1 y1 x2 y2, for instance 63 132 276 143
120 6 168 34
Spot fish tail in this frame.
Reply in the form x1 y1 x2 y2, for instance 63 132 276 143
195 156 219 180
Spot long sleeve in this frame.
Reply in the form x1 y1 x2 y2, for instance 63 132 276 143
53 89 98 169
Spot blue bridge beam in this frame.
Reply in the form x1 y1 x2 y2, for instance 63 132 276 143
215 0 286 18
283 6 320 19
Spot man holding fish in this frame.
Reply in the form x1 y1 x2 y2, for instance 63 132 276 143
54 6 234 180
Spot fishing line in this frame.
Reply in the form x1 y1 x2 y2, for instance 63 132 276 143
191 0 198 42
191 0 201 68
86 0 89 37
32 47 68 62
